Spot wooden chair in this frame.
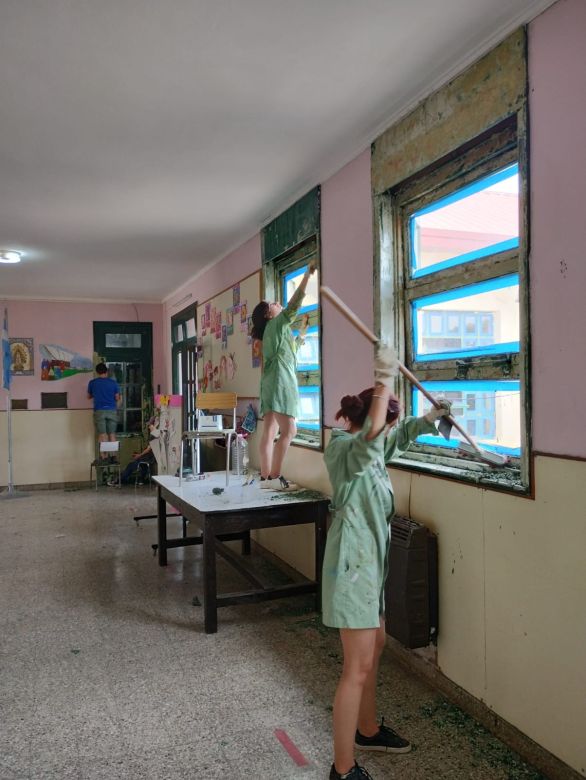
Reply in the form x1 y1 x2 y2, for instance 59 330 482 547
180 392 238 486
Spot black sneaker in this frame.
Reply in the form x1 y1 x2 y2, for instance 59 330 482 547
355 718 411 754
329 762 374 779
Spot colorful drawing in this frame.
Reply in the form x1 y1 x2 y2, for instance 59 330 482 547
252 338 262 368
233 284 240 307
9 338 34 376
40 343 93 380
240 302 248 323
205 303 211 327
201 314 206 332
221 324 227 348
226 308 234 336
246 316 253 345
227 352 237 380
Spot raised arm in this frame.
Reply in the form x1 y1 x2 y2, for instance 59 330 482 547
283 262 316 321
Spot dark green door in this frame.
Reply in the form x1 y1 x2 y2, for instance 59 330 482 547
93 322 153 434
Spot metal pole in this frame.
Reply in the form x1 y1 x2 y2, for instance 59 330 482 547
6 387 13 494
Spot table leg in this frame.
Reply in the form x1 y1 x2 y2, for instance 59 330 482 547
203 515 218 633
241 530 251 556
157 488 167 566
314 506 327 613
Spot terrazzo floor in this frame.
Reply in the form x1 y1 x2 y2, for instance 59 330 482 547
0 486 547 780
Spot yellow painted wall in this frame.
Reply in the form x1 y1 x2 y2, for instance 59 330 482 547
248 424 586 773
0 410 95 485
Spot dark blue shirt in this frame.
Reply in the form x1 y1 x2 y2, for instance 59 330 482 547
88 377 120 411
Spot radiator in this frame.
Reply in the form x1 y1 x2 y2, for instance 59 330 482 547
385 515 438 649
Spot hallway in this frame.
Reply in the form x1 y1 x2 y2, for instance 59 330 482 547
0 488 545 779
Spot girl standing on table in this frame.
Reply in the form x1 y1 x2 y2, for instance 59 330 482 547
322 345 449 780
251 262 316 490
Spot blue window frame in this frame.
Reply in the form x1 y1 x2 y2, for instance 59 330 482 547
412 274 520 361
410 164 519 278
412 380 521 457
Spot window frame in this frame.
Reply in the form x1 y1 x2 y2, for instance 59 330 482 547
263 236 323 450
171 303 197 432
377 119 531 492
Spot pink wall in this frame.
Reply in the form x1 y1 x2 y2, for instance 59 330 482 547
321 149 374 425
162 153 374 426
1 299 164 410
162 235 261 390
529 0 586 458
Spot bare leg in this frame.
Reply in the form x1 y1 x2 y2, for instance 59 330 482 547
259 412 279 478
332 627 378 775
270 412 296 477
357 617 386 736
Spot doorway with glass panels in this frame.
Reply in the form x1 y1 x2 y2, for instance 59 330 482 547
93 322 153 443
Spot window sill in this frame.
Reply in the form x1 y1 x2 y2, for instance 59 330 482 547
391 452 529 495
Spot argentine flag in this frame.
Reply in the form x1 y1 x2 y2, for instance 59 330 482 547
2 308 10 391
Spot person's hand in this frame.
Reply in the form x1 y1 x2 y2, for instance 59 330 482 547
374 342 399 388
424 399 452 423
306 262 317 276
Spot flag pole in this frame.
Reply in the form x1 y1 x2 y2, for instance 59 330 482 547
1 307 29 499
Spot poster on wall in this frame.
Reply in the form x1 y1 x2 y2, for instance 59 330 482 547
39 343 93 380
198 272 261 397
9 338 34 376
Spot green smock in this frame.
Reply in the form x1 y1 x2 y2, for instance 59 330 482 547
259 286 305 418
322 415 438 629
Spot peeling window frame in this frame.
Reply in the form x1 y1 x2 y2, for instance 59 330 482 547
263 237 324 451
378 119 531 493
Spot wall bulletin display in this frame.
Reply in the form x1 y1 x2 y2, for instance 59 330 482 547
198 272 261 397
9 338 34 376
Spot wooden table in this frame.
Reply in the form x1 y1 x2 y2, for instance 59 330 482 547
153 474 330 633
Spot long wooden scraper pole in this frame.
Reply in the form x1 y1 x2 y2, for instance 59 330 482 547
320 285 508 466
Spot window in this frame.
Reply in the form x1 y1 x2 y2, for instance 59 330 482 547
261 187 323 449
279 251 321 442
171 304 197 432
385 121 529 490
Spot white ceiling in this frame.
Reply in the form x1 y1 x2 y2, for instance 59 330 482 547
0 0 554 303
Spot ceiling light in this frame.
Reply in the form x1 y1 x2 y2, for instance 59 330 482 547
0 250 22 264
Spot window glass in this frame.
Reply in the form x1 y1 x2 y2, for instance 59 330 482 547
410 164 519 278
292 326 320 370
298 386 321 430
283 267 319 313
185 318 196 339
412 274 519 360
105 333 142 349
412 381 521 456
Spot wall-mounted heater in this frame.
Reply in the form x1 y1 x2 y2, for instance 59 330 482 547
385 515 438 649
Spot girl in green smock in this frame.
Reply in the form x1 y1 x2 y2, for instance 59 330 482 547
251 263 315 490
323 345 450 780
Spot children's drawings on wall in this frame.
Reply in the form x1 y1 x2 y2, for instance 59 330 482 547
198 273 261 397
9 338 34 376
39 343 93 380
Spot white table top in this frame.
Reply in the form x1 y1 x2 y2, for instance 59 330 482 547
153 473 328 512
